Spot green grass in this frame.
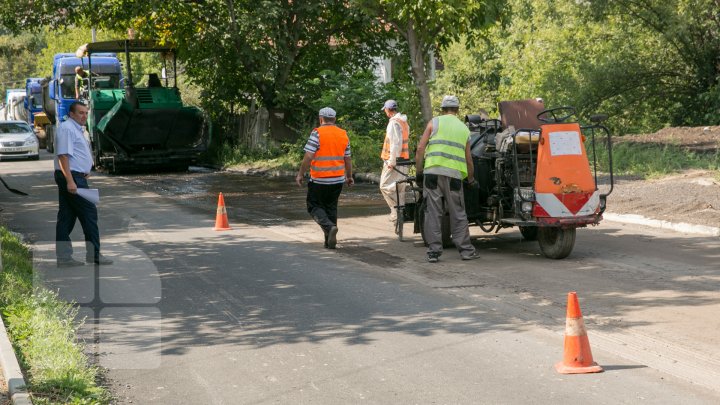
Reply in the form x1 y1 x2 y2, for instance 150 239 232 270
0 228 110 404
589 141 720 178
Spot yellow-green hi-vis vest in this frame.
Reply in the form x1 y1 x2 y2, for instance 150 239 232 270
424 114 470 178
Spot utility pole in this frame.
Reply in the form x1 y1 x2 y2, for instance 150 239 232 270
91 28 97 42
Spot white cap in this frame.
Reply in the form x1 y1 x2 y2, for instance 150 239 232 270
319 107 336 118
440 95 460 108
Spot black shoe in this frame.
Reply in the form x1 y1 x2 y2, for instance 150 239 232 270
57 258 84 268
327 226 338 249
86 255 113 265
427 252 440 263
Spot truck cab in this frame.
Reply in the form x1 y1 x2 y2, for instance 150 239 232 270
41 53 122 153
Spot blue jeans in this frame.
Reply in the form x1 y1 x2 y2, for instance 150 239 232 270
55 170 101 261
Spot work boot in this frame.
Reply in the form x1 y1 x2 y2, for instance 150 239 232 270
327 226 338 249
461 251 482 261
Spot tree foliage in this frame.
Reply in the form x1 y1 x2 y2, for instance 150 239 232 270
0 30 45 95
81 0 388 142
435 0 720 133
356 0 503 122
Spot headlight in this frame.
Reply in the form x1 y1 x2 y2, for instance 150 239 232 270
521 201 533 212
25 136 38 145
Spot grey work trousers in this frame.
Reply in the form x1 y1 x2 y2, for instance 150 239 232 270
423 174 475 257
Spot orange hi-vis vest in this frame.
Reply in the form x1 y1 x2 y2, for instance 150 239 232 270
381 116 410 160
310 125 349 179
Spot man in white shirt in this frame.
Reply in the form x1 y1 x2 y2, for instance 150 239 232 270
379 99 410 229
54 102 112 266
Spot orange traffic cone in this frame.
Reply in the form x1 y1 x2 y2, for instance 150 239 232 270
555 292 603 374
213 193 232 231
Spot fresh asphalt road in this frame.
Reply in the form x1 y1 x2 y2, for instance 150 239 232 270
1 152 719 404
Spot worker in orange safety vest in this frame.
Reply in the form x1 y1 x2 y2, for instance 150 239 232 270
379 99 410 231
296 107 354 249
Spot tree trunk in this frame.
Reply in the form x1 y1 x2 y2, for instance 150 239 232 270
406 21 433 123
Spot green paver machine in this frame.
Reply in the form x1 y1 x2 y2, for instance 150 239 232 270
76 39 210 173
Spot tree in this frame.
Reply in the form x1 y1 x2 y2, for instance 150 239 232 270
84 0 388 142
0 30 45 95
356 0 503 122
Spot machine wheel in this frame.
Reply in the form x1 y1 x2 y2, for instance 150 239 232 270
537 227 576 259
519 226 538 241
418 198 453 248
396 207 405 241
45 125 54 153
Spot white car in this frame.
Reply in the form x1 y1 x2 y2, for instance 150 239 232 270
0 120 39 161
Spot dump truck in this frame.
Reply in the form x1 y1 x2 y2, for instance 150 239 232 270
4 89 26 121
41 52 123 153
23 78 51 148
75 39 210 173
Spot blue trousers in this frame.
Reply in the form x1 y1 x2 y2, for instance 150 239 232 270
55 170 101 260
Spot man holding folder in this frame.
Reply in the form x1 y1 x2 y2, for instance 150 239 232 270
54 102 112 267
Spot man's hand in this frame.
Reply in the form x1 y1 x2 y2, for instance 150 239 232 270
66 179 78 194
346 176 354 187
295 173 304 187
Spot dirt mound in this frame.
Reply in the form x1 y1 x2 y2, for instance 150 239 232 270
618 126 720 153
608 170 720 229
603 126 720 230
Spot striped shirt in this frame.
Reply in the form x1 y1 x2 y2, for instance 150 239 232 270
304 125 351 185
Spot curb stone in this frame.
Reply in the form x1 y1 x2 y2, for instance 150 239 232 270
604 212 720 237
0 316 32 405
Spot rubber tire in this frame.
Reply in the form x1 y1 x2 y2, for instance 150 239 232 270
396 207 405 241
519 226 538 241
418 198 453 248
537 227 576 259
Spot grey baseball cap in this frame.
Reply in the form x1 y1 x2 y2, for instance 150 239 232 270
440 95 460 108
381 99 398 110
318 107 336 118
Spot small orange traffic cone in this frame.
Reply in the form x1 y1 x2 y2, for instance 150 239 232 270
555 292 603 374
213 192 232 231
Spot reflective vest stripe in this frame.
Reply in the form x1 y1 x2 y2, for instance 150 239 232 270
309 125 349 179
425 151 466 163
313 155 345 161
311 164 345 172
428 139 465 149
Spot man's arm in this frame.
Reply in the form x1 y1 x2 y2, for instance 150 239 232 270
415 120 433 172
344 156 354 186
58 155 77 194
295 151 315 186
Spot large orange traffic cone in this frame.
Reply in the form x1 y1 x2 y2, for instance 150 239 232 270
555 292 603 374
213 193 232 231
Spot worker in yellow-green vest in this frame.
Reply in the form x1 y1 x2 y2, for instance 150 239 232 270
415 95 481 263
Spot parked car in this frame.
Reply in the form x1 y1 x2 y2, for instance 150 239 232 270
0 120 40 160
